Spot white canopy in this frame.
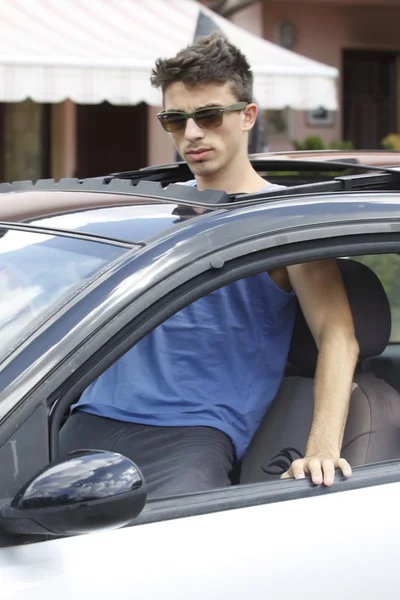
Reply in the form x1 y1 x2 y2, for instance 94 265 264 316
0 0 338 109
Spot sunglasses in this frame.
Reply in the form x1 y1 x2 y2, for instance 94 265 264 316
157 102 248 133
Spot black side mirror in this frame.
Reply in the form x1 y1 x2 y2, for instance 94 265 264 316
0 450 146 536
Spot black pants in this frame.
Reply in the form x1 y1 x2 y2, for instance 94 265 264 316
59 411 234 499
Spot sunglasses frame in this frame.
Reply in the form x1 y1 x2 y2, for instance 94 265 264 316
157 102 248 132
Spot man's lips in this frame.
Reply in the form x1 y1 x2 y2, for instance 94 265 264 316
186 149 212 161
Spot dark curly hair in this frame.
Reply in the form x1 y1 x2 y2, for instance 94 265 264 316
151 33 253 103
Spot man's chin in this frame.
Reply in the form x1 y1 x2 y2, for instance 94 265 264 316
189 161 217 177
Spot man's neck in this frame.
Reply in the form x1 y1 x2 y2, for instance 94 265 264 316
194 160 269 195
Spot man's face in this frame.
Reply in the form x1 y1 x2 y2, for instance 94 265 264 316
163 81 251 178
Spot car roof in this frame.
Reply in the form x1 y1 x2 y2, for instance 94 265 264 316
0 190 166 221
1 150 400 244
250 149 400 167
137 150 400 173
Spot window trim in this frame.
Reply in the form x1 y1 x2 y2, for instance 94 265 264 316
131 459 400 528
0 232 400 543
0 232 134 368
0 221 140 249
42 234 400 491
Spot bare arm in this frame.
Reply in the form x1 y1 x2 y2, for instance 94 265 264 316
285 259 359 485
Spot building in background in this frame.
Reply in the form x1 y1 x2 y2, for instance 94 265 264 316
258 0 400 152
1 0 399 183
0 0 337 182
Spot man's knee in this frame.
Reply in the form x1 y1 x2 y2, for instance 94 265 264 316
148 444 233 498
180 456 232 491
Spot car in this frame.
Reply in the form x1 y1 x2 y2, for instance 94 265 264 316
252 148 400 167
1 153 400 598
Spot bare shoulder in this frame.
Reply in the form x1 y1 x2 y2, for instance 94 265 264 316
267 266 292 292
269 261 342 294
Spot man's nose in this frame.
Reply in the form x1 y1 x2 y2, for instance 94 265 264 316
184 117 204 141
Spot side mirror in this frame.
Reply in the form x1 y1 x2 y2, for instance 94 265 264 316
0 450 146 536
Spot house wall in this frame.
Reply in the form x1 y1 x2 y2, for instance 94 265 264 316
263 1 400 149
51 100 77 181
146 0 400 161
49 0 400 178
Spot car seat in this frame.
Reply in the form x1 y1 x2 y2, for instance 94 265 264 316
240 258 400 483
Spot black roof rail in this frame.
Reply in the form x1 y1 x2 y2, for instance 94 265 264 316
0 177 230 206
239 170 400 204
1 162 400 211
111 158 400 182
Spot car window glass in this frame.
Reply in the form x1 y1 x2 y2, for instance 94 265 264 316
31 204 187 241
55 254 396 503
0 228 127 357
353 254 400 342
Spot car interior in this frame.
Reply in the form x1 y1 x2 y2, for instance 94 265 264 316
4 162 400 530
27 159 400 493
111 162 400 490
53 254 400 492
240 257 400 484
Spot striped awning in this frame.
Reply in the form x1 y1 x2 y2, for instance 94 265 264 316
0 0 338 109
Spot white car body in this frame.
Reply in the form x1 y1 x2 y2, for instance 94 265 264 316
1 482 399 599
2 164 400 599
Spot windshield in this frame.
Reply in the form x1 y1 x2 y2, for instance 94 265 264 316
0 228 128 357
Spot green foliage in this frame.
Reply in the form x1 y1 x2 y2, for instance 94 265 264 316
353 254 400 303
381 133 400 150
292 136 325 151
266 136 354 178
292 136 354 151
328 139 354 150
352 254 400 341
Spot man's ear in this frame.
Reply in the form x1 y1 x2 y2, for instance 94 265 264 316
242 103 258 131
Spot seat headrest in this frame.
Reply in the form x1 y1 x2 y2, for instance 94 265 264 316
288 258 392 372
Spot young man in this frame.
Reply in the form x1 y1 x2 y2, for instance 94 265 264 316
60 34 359 497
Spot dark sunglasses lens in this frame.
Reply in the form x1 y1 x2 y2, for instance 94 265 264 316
196 109 223 129
160 114 186 132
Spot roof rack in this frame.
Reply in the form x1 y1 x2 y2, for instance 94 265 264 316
0 162 400 210
0 177 230 206
109 159 400 205
111 158 400 183
105 158 363 187
240 170 400 204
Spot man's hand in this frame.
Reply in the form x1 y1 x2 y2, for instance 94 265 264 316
281 452 352 486
286 260 359 488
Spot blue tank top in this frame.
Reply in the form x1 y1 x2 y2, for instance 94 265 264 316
75 274 296 459
75 182 296 458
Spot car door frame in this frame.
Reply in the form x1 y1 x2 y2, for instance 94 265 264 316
46 229 400 522
2 191 400 415
2 197 400 547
